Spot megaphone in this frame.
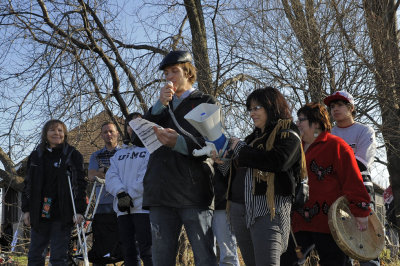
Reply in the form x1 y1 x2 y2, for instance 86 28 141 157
184 103 229 157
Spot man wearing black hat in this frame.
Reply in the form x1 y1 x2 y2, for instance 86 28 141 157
143 51 217 265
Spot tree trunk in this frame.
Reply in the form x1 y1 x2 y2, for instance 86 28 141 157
281 0 323 102
0 147 24 191
363 0 400 227
184 0 214 94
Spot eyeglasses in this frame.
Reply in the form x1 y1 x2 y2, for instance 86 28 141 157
296 117 308 124
247 105 263 114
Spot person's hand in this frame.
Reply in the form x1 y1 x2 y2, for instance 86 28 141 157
355 216 368 231
211 150 224 164
73 214 84 225
23 212 30 226
153 126 178 147
229 137 240 151
160 82 176 106
117 192 133 212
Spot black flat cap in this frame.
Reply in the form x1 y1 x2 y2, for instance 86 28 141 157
159 51 193 70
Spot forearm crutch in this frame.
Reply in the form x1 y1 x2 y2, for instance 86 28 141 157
80 180 96 236
84 181 97 219
85 176 105 233
67 174 89 266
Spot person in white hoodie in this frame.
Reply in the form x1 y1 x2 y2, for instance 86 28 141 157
106 112 152 266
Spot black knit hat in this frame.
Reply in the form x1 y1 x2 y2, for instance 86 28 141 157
159 51 192 70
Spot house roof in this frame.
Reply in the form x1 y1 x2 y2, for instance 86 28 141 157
68 111 124 164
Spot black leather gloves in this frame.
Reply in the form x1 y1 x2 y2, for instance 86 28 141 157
117 192 133 213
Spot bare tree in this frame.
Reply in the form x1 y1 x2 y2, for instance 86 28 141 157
0 0 157 190
0 0 260 191
0 1 258 262
281 0 324 102
184 0 214 94
0 0 397 233
361 0 400 227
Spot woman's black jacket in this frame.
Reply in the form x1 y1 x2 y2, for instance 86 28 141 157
21 143 87 230
232 122 302 198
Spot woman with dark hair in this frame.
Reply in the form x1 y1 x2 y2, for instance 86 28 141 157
281 103 371 265
22 119 87 265
215 87 306 265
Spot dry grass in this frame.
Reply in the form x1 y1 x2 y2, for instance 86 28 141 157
6 229 400 266
4 249 400 266
175 244 400 266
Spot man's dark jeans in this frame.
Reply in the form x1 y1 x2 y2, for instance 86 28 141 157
149 206 217 266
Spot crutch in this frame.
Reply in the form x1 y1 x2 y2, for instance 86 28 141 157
84 176 105 233
78 178 97 237
67 173 89 266
84 179 97 218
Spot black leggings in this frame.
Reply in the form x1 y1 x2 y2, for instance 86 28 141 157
118 213 153 266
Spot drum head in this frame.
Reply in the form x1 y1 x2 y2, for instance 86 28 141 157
328 196 385 261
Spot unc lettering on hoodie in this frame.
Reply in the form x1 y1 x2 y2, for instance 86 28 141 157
118 151 147 160
105 146 150 216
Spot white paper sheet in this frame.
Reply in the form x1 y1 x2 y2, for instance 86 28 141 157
129 118 163 153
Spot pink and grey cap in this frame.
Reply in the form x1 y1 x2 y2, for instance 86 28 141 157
323 90 354 106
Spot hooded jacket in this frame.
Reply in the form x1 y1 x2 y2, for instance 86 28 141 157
105 145 149 216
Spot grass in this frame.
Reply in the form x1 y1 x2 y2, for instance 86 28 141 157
4 250 400 266
6 234 400 265
0 253 28 265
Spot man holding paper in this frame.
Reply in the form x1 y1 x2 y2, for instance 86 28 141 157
142 50 217 266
